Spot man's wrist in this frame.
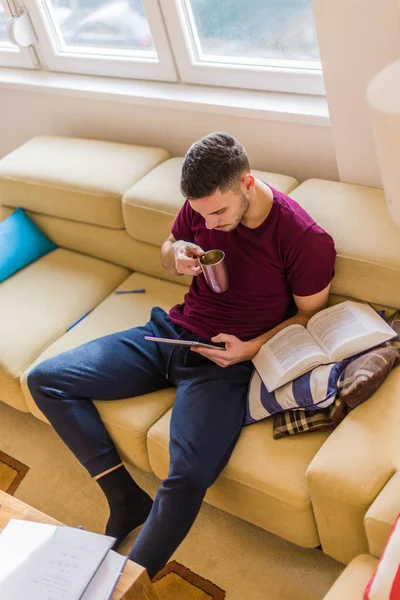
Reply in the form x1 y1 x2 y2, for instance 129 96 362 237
170 240 178 257
161 240 180 276
171 240 185 251
244 338 264 358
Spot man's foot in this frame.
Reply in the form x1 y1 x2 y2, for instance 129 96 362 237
95 464 154 548
106 493 153 549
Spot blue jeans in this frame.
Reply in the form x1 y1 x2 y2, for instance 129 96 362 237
27 307 253 578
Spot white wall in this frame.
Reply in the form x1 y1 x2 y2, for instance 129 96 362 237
0 88 338 183
313 0 400 187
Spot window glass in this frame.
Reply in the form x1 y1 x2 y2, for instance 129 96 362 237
185 0 320 65
48 0 155 52
0 4 10 43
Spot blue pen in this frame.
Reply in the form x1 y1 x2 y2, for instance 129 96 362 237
66 309 94 332
114 288 146 294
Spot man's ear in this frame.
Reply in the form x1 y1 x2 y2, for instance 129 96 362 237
242 173 255 193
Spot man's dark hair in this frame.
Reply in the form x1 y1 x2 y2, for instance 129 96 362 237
180 132 250 199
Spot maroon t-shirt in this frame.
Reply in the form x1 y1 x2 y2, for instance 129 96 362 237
168 185 336 342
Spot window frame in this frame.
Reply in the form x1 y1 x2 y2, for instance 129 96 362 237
0 0 35 67
159 0 325 96
22 0 178 82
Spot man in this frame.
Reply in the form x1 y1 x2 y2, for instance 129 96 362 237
27 132 336 580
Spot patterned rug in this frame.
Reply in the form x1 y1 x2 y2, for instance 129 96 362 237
154 562 225 599
0 450 29 495
0 450 226 598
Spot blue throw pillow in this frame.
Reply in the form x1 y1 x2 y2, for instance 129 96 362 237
244 360 349 425
0 207 57 282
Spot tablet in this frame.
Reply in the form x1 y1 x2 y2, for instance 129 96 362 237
144 336 226 350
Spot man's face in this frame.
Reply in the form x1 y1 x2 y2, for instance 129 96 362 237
189 186 250 232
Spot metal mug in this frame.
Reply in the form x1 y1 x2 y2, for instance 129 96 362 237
198 250 229 293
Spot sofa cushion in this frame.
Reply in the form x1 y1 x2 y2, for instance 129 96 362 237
365 472 400 558
290 180 400 309
323 555 378 600
123 157 299 246
386 311 400 349
0 136 169 229
147 408 331 547
1 206 192 289
0 207 57 283
0 248 129 412
245 362 347 425
337 346 400 409
21 272 187 472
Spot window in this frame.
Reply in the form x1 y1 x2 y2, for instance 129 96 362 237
1 0 324 94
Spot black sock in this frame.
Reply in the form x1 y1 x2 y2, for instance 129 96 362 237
96 465 153 548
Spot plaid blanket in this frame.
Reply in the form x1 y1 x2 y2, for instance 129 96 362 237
273 396 346 439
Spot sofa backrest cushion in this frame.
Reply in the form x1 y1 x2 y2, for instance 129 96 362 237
290 179 400 309
123 157 299 246
0 136 169 229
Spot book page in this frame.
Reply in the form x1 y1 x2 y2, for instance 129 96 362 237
252 324 328 391
307 301 396 361
267 325 327 372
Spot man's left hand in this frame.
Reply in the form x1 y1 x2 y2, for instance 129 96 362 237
191 334 261 368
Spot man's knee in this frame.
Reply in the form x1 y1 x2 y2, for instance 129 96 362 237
26 359 56 395
167 458 215 492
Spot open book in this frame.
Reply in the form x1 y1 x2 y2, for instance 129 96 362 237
0 519 127 600
252 301 397 392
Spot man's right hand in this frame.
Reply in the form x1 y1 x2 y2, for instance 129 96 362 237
172 241 205 276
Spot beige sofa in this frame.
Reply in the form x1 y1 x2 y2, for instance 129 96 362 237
1 136 400 596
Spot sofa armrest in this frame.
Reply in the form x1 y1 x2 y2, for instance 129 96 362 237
306 366 400 564
364 471 400 558
323 555 377 600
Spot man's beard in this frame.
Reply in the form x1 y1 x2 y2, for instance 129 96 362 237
222 193 250 232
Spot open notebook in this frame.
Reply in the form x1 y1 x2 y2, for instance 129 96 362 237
0 519 127 600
